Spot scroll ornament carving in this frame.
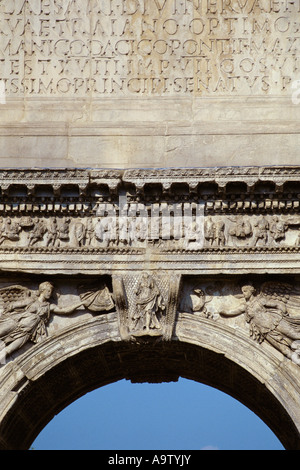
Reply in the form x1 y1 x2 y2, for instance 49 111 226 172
0 280 115 359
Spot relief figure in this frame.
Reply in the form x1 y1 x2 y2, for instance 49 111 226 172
218 281 300 363
56 217 70 246
95 214 117 247
85 218 95 246
269 216 287 245
28 218 46 246
46 217 58 247
228 215 252 246
251 216 269 246
73 220 86 247
205 217 226 247
0 218 21 245
0 282 85 358
132 274 165 335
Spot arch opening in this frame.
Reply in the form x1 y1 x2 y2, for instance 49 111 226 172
32 378 284 450
0 329 299 450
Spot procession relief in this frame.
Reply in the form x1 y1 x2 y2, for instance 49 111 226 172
205 214 300 249
179 277 300 365
0 210 300 251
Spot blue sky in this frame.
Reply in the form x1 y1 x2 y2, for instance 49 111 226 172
32 377 284 450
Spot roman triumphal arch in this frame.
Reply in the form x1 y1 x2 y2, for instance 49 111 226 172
0 168 300 449
1 0 300 450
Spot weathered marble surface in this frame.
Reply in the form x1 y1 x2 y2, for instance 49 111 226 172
1 1 300 452
0 0 299 168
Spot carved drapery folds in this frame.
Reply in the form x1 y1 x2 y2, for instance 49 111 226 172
1 167 300 365
115 272 180 342
178 277 300 365
3 272 300 366
0 278 116 360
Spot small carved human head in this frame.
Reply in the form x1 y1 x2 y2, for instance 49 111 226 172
241 283 256 300
38 281 54 300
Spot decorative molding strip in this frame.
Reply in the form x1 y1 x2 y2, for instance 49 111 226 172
1 166 300 196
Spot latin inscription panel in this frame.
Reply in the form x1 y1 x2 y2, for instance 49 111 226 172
0 0 298 96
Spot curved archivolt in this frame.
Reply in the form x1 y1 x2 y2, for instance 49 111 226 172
0 311 300 450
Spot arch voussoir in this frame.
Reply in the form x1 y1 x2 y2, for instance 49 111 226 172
0 309 299 449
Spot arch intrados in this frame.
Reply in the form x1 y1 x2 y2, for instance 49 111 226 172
0 314 299 450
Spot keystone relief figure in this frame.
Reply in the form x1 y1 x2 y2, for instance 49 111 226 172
218 281 300 364
131 274 166 336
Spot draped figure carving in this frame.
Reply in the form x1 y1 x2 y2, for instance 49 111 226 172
218 282 300 363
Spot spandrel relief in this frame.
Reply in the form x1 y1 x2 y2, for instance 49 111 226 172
0 276 115 362
179 277 300 365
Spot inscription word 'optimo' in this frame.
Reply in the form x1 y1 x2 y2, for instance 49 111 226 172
0 0 299 96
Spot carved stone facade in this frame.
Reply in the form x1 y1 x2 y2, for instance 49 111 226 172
0 168 300 449
1 1 297 97
1 1 300 170
1 0 300 451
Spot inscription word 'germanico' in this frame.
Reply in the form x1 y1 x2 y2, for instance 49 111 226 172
0 0 299 96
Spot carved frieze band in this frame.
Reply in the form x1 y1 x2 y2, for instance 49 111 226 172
0 167 300 255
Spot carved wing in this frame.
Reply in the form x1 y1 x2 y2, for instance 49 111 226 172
0 285 34 310
260 281 300 316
